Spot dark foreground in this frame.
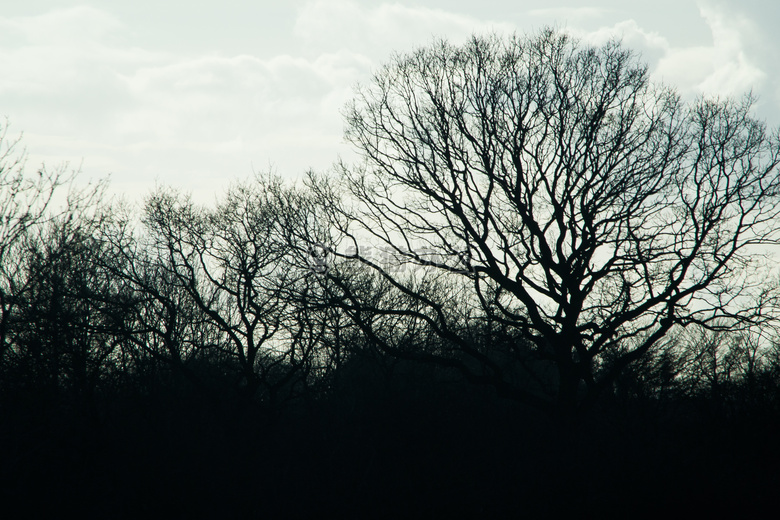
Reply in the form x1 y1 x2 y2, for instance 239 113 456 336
2 377 779 519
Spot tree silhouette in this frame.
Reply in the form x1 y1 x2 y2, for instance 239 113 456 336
141 175 336 406
0 121 71 365
309 29 780 413
0 123 109 408
7 218 125 410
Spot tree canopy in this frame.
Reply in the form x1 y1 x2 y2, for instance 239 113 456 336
310 29 780 411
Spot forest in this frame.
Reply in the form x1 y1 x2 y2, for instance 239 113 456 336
2 29 780 517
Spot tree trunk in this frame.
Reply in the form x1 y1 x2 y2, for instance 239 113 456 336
556 362 581 419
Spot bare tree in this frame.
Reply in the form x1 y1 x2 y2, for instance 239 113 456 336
5 214 129 411
0 121 105 378
94 204 223 393
309 29 780 413
142 175 334 405
0 122 61 362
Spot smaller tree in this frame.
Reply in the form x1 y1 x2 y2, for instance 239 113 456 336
7 216 126 409
141 176 332 405
98 201 233 395
0 121 107 392
0 122 61 363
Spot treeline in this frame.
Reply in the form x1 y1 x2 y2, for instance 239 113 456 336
1 161 779 517
3 163 780 421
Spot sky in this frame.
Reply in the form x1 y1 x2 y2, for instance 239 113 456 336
2 0 779 202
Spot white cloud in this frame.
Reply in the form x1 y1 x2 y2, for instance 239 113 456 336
114 50 370 146
0 4 375 199
0 6 164 108
569 5 765 102
0 5 122 45
528 7 607 20
294 0 515 58
692 2 765 96
568 19 670 71
5 1 774 204
574 19 667 50
89 47 367 197
1 1 520 199
650 3 764 99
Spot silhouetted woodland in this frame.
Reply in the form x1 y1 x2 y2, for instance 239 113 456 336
3 30 780 517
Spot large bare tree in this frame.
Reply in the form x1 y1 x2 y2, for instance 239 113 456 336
310 29 780 412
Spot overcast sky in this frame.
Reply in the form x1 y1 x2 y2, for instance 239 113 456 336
2 0 778 201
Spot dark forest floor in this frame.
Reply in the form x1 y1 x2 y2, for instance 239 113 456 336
2 383 779 519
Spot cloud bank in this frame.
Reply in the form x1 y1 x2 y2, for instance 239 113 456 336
1 1 776 201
